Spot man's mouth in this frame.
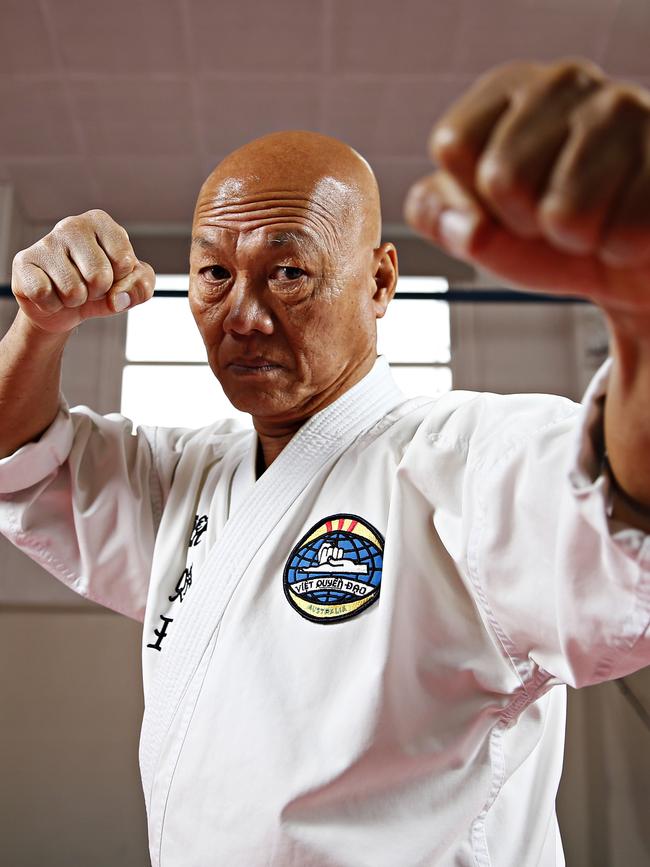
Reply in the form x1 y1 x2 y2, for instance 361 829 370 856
226 357 283 375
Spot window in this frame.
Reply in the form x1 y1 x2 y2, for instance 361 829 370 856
121 275 451 428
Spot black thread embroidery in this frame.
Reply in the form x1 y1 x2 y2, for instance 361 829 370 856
146 614 174 652
168 564 193 603
189 514 208 547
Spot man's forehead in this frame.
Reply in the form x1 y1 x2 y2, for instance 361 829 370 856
200 169 356 206
191 226 322 253
195 172 359 224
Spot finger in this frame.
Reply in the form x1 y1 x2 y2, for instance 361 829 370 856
65 234 115 301
601 146 650 267
108 261 156 313
462 223 650 313
404 171 491 258
90 210 137 282
539 86 647 256
404 169 605 300
79 260 156 320
406 168 650 313
12 261 63 315
430 61 541 189
474 60 604 238
25 237 89 308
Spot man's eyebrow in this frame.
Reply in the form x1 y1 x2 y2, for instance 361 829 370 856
191 236 217 250
191 232 318 252
267 231 318 253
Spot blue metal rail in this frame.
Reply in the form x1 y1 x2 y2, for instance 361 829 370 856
0 285 588 304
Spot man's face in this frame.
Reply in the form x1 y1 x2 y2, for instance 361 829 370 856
189 179 386 425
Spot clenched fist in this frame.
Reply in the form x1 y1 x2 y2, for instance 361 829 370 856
12 209 155 334
405 58 650 315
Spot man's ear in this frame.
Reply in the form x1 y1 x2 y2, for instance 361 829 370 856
372 242 398 318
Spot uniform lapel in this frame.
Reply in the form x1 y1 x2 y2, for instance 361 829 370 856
140 357 404 846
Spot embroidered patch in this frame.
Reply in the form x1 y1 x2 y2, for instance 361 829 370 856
283 514 384 624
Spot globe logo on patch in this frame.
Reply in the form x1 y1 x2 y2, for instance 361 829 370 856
283 514 384 624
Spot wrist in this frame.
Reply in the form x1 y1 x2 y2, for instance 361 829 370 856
604 307 650 347
12 309 71 352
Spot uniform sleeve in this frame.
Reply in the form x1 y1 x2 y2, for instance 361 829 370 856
0 396 179 621
463 360 650 688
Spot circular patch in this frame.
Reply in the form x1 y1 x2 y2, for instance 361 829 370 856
283 514 384 624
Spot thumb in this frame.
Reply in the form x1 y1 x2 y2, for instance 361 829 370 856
78 260 156 320
404 170 491 261
107 260 156 314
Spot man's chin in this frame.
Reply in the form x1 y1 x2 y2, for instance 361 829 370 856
220 383 297 420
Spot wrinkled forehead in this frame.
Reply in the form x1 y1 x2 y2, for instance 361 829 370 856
191 225 325 261
192 171 364 249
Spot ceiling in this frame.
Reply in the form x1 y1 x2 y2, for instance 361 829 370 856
0 0 647 230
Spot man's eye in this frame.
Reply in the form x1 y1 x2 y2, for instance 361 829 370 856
274 266 306 281
202 265 231 282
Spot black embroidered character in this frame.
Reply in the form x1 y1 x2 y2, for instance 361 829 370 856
189 514 208 547
146 614 173 652
169 564 193 603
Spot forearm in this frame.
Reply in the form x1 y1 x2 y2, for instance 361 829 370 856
0 309 70 459
603 311 650 532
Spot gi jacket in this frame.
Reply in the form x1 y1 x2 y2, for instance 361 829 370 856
1 356 649 867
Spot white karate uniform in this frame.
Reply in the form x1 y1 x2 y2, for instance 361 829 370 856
1 356 649 867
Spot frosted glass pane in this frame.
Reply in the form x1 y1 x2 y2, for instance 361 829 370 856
389 365 452 397
121 365 252 429
126 277 205 362
155 275 191 292
395 276 448 295
127 275 450 364
378 299 450 363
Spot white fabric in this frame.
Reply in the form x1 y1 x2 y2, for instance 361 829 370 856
1 355 649 867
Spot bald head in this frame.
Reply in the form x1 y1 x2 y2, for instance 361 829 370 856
188 131 398 439
194 131 382 249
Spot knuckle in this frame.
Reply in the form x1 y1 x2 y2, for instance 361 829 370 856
86 208 110 223
130 269 155 303
111 253 136 280
478 59 538 91
529 60 604 114
596 86 645 121
40 234 62 257
429 124 482 184
52 214 82 235
539 191 573 224
570 85 648 136
475 153 539 234
117 247 136 269
141 261 155 283
547 57 604 88
52 210 111 238
86 263 114 289
55 272 85 298
131 273 147 295
539 194 595 252
429 122 464 166
88 208 131 241
115 221 131 242
11 249 26 272
27 282 53 304
476 153 517 202
143 276 156 299
60 289 88 308
86 255 112 278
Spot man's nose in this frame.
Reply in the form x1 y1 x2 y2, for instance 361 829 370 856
222 277 273 337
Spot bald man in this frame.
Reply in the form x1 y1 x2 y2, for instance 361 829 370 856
1 59 650 867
